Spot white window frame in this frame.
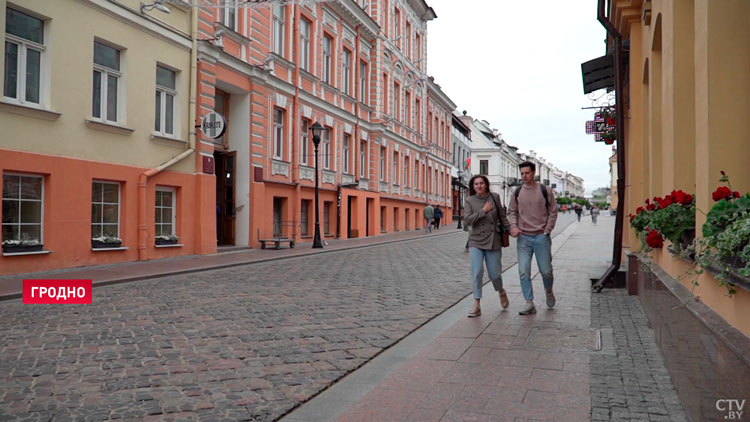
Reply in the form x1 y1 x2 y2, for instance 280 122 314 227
405 21 411 58
342 49 351 95
3 8 45 106
393 83 400 121
343 133 350 174
221 3 237 30
2 173 44 245
359 140 366 178
155 186 176 237
91 181 121 239
322 35 332 84
300 119 309 165
154 65 177 137
273 108 284 160
379 148 385 181
405 91 411 127
322 127 331 169
273 5 285 56
392 152 398 184
413 162 418 188
359 60 367 104
404 159 409 187
92 41 121 123
300 18 310 71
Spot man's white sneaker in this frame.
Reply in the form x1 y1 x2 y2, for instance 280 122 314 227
519 301 536 315
546 289 556 308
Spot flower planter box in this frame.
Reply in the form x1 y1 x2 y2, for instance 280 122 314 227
2 244 43 253
92 240 122 249
155 238 178 245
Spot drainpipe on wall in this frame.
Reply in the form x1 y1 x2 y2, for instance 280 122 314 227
138 5 198 260
593 0 627 292
292 4 301 242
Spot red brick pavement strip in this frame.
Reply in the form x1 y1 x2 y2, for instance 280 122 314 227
0 225 459 300
322 219 613 422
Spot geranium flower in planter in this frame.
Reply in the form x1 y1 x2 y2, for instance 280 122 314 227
91 236 122 249
646 229 664 249
2 239 43 253
155 234 179 245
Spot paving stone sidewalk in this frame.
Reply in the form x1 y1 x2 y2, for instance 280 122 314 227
283 216 688 422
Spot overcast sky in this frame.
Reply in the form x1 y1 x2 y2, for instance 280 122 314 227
426 0 613 195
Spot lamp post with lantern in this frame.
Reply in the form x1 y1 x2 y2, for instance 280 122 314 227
310 122 324 248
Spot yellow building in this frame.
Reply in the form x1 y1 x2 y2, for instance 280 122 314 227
597 1 750 419
0 0 214 275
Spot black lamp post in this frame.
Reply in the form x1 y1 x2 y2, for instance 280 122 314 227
310 122 324 248
456 170 464 229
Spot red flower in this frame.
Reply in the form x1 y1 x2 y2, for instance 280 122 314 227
657 195 673 209
681 194 693 205
734 191 741 198
646 203 657 211
712 186 733 202
670 190 693 205
645 198 650 205
646 230 664 249
635 206 645 214
629 214 635 223
721 170 726 176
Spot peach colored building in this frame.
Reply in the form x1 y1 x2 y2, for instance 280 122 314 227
1 0 457 275
198 0 456 249
0 1 213 276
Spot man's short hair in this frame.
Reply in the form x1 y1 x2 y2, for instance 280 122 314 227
519 161 536 172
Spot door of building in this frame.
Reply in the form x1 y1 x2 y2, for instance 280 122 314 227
273 197 283 237
215 151 236 245
366 198 372 237
347 196 353 238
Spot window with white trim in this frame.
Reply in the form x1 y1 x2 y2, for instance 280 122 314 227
343 133 350 174
300 119 309 166
405 21 411 58
154 65 176 136
92 41 121 122
91 181 120 239
273 108 284 160
300 18 310 71
342 49 351 95
3 8 44 105
2 173 43 246
322 35 332 84
379 147 385 181
413 162 418 188
393 82 400 121
359 60 367 104
392 152 398 184
322 127 331 169
221 3 236 30
405 91 411 127
404 159 409 187
359 140 366 178
273 5 285 56
155 187 176 237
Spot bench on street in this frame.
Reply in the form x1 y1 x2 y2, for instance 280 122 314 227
259 237 295 249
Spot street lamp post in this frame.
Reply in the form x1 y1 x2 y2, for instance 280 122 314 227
456 170 463 229
310 122 324 248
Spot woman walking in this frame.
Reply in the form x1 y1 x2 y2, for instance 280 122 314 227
463 175 511 317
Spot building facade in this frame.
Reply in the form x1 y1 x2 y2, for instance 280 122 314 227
596 1 750 418
0 0 458 275
0 0 213 276
197 0 455 248
450 111 471 217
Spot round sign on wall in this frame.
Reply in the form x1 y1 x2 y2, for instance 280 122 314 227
200 111 226 139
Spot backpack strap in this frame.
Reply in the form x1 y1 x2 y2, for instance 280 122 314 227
515 184 549 208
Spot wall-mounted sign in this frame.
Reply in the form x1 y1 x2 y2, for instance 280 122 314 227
200 111 226 139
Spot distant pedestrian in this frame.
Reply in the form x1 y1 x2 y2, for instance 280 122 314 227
463 175 511 317
433 205 443 229
423 204 434 234
591 206 600 224
575 204 582 222
509 161 558 315
561 204 567 214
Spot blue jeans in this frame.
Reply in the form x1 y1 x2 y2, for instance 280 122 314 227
469 247 503 299
517 234 554 301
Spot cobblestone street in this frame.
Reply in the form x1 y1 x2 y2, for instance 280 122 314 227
1 218 582 422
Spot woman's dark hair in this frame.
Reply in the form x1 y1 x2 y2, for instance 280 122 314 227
469 175 491 196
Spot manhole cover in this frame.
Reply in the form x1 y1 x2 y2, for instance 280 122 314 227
526 327 600 351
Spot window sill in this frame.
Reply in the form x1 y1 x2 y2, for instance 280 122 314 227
155 243 183 248
85 119 135 135
91 246 129 252
151 133 187 144
0 100 61 121
2 249 52 257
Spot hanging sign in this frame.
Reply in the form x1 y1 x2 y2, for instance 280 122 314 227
200 111 226 139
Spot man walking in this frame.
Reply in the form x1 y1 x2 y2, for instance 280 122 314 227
433 205 443 229
423 204 434 234
575 204 582 222
509 161 558 315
